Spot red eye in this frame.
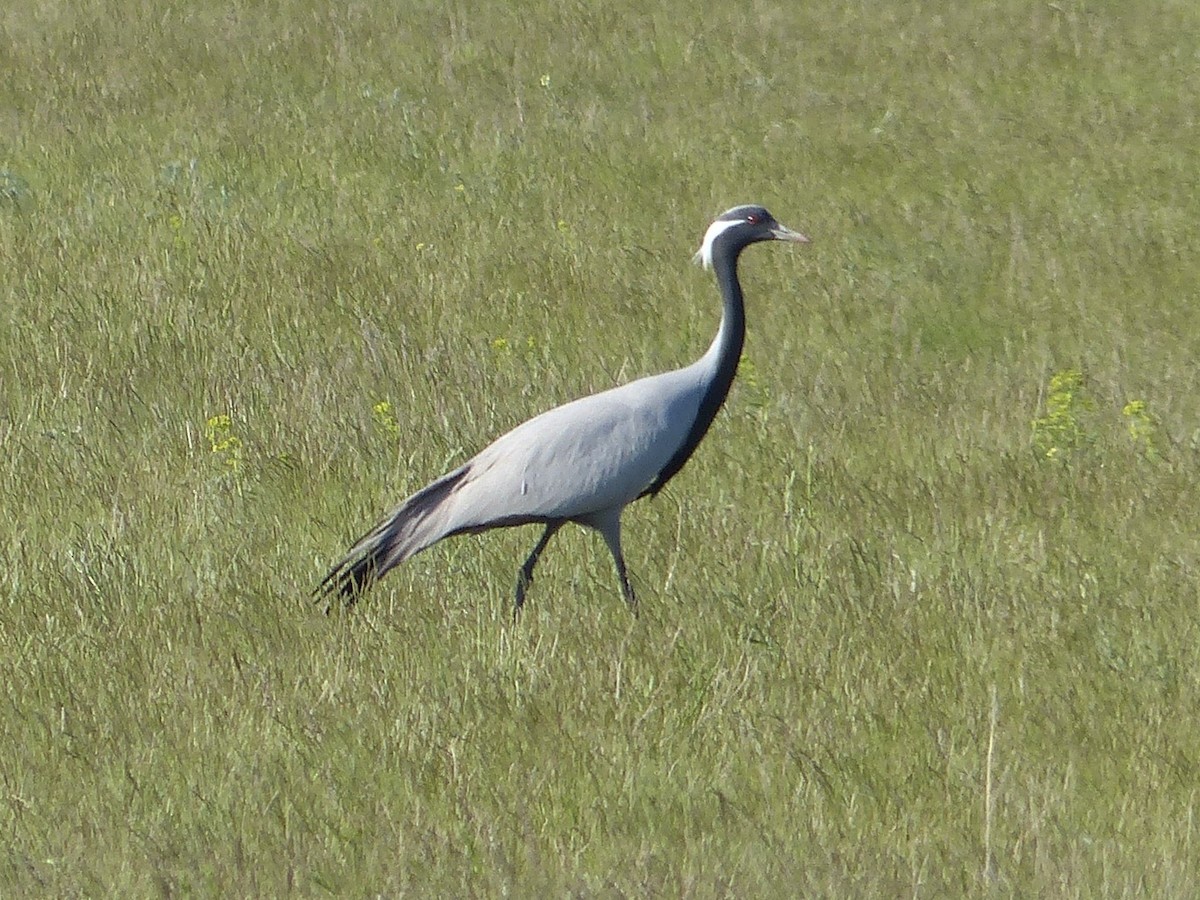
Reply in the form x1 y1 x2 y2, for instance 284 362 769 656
745 213 760 224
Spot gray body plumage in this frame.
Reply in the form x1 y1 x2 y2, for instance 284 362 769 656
317 205 808 615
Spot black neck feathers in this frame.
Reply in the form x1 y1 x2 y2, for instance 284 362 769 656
641 238 747 498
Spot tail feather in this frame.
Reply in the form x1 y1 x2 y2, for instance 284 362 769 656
316 465 472 608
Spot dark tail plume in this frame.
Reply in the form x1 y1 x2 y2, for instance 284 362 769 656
315 465 471 610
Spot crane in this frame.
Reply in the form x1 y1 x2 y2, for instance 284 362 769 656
317 205 809 616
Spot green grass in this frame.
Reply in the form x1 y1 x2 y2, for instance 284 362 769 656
3 0 1200 894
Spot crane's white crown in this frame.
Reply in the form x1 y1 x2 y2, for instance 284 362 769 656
692 217 744 270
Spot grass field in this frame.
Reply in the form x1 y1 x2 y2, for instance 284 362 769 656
3 0 1200 894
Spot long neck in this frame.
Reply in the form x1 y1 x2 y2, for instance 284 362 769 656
705 246 747 401
640 242 747 498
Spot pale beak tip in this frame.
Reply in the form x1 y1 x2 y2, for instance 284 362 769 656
774 226 811 244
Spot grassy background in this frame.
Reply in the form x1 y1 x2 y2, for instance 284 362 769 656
3 0 1199 894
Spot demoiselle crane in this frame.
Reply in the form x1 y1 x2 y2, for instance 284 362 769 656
317 205 808 616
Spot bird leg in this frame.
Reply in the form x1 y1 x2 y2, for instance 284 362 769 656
613 551 639 617
514 522 562 618
592 512 638 617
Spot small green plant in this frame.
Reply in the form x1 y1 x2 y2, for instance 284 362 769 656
372 400 401 439
1032 368 1093 461
490 335 538 363
1032 372 1163 463
204 414 243 473
738 353 770 412
1122 399 1159 459
167 212 186 250
556 218 581 255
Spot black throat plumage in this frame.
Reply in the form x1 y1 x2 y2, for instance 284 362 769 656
641 232 748 498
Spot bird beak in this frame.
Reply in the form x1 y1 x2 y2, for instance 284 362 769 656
771 224 810 244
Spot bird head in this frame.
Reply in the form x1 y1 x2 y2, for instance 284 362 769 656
693 205 809 269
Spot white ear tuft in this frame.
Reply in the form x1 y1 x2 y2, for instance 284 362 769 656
695 217 741 270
